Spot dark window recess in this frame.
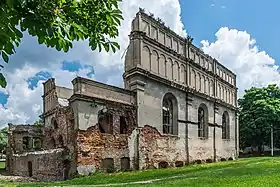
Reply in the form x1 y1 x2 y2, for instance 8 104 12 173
28 161 33 177
23 137 31 150
198 107 205 137
120 116 128 134
58 135 64 147
98 111 113 134
175 161 184 167
52 118 58 129
158 161 168 169
121 157 130 171
63 159 71 180
33 137 42 150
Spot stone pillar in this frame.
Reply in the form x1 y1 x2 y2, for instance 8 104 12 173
128 79 146 128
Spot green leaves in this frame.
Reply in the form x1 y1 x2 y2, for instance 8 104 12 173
0 73 7 88
0 0 123 88
239 84 280 151
1 51 9 63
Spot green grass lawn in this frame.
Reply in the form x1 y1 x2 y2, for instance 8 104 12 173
0 161 5 169
2 157 280 187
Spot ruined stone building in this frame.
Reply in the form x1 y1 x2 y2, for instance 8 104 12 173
6 9 238 181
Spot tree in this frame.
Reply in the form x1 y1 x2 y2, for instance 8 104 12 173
33 116 44 127
0 127 8 154
238 84 280 153
0 0 123 88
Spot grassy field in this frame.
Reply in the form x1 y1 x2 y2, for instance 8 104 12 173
1 157 280 187
0 161 5 169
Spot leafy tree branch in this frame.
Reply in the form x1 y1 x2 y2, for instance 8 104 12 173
0 0 123 88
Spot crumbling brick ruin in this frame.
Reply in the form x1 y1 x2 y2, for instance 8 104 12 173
6 9 238 181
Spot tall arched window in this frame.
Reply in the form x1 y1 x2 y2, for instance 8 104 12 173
162 93 178 135
222 111 230 139
198 103 208 138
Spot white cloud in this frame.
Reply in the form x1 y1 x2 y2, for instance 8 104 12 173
201 27 280 97
0 0 186 127
0 63 95 128
4 1 277 128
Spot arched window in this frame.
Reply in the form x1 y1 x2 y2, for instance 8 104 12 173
162 93 178 135
51 117 58 129
198 104 208 138
222 111 230 139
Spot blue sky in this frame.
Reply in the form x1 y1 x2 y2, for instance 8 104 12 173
0 0 279 126
0 60 95 106
181 0 279 63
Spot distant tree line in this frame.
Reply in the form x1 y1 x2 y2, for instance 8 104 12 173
239 84 280 153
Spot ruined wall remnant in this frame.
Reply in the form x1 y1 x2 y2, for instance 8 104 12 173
77 102 137 173
7 125 44 154
138 125 186 169
9 148 69 181
43 106 76 177
7 105 76 181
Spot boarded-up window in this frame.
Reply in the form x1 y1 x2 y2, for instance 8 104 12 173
158 161 168 168
175 161 184 167
121 157 130 171
102 158 114 172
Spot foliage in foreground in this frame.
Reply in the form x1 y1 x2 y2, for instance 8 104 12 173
1 157 280 187
0 0 123 88
238 84 280 152
0 127 8 153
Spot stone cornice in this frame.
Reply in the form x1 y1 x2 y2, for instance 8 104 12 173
69 94 137 108
41 108 56 118
72 76 136 96
178 119 222 128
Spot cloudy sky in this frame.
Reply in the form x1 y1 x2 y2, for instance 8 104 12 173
0 0 279 127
